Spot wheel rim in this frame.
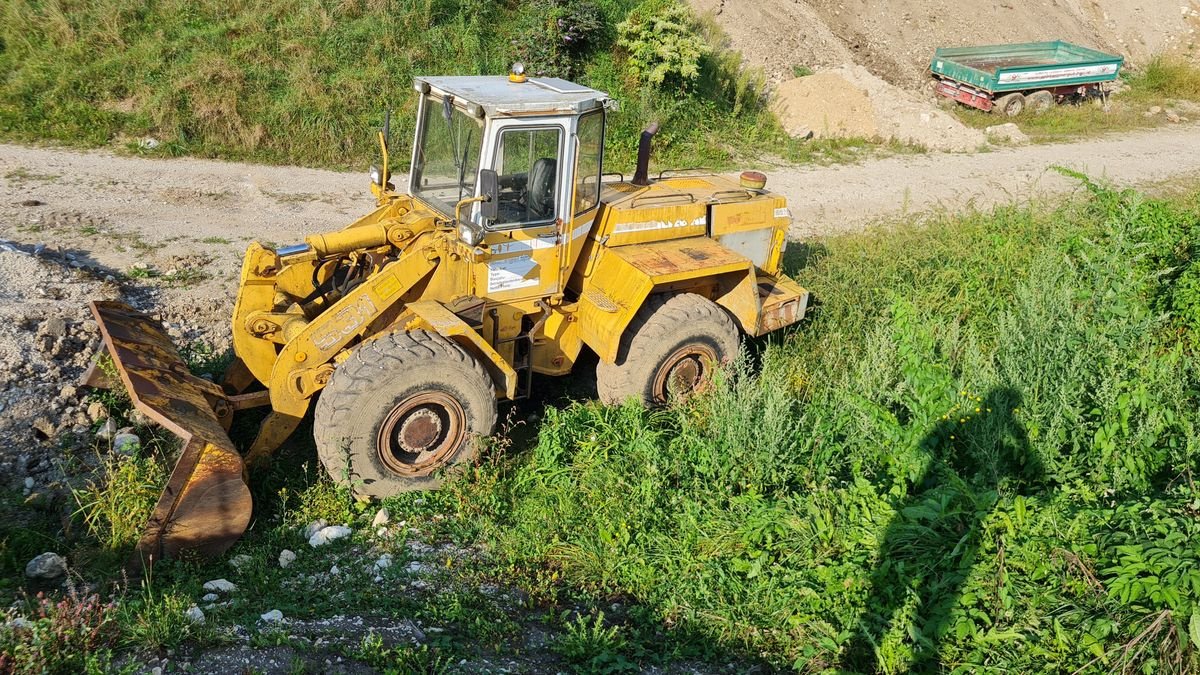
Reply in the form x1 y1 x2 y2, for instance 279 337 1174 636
376 392 466 477
651 343 718 403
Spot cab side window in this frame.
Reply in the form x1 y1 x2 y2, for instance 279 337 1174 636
574 111 603 216
493 127 562 227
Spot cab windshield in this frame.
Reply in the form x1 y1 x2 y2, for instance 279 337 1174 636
410 96 484 215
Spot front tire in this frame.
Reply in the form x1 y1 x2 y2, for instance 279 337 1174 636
314 331 497 498
596 293 740 406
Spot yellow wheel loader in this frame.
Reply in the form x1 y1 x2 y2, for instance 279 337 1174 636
85 67 810 567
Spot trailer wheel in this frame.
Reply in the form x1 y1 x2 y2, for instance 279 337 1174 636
1027 91 1054 114
596 293 740 406
314 330 497 498
993 93 1026 117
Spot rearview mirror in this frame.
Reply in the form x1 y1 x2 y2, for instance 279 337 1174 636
479 169 499 223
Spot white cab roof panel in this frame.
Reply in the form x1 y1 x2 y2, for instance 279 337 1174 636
414 76 612 116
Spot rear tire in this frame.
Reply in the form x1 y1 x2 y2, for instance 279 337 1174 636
992 93 1026 117
314 331 497 498
596 293 740 406
1026 90 1054 114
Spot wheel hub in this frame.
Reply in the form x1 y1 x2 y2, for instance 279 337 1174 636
376 392 466 477
398 408 442 453
652 344 718 403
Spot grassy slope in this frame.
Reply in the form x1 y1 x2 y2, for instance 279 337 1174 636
443 179 1200 672
0 0 863 173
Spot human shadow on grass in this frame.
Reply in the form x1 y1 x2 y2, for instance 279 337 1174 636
842 386 1044 673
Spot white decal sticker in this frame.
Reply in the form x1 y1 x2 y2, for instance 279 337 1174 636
997 63 1118 85
487 255 540 293
312 294 377 352
613 216 706 234
773 207 791 219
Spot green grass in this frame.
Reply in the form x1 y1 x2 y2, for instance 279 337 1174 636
440 177 1200 672
0 0 863 174
1132 55 1200 101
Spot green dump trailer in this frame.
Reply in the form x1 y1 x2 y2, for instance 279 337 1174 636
930 41 1124 116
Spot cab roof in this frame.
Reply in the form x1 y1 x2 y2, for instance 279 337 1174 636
413 76 613 117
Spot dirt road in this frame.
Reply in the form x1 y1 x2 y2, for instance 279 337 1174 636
5 123 1200 270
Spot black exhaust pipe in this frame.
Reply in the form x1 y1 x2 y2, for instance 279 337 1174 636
631 122 659 186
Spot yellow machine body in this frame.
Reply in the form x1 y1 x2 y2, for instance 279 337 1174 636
86 74 810 565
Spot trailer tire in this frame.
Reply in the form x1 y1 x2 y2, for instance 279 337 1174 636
596 293 740 407
993 93 1026 117
1027 90 1054 114
314 330 497 498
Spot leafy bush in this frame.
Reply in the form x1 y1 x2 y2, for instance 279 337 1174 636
616 4 710 91
509 0 606 79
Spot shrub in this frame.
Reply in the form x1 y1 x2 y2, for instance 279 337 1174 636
509 0 606 79
616 4 710 91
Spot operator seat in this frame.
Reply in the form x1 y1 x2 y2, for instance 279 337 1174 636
526 158 557 221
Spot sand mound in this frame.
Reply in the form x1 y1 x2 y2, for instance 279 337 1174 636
772 65 985 152
694 0 1199 87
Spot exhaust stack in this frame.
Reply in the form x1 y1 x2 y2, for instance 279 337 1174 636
631 122 660 186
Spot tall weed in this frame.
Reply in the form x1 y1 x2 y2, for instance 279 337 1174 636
466 181 1200 671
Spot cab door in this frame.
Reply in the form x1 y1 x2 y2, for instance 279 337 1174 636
476 121 567 300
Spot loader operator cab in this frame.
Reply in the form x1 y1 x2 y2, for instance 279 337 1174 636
405 70 613 242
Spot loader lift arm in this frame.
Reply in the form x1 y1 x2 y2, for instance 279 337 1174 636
85 244 439 569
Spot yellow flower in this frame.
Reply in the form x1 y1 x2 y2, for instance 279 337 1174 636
975 407 981 413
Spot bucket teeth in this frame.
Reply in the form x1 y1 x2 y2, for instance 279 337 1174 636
86 301 252 570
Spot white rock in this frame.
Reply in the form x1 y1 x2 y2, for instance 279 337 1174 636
185 606 205 624
229 554 253 571
308 525 352 548
373 554 393 572
371 508 390 527
278 549 296 568
985 122 1030 145
260 609 284 623
302 519 327 540
376 527 388 537
23 477 34 490
201 593 218 603
330 564 340 575
25 552 67 579
202 578 237 593
97 417 118 440
112 432 140 454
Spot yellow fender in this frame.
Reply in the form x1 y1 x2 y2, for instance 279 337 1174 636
577 238 761 363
